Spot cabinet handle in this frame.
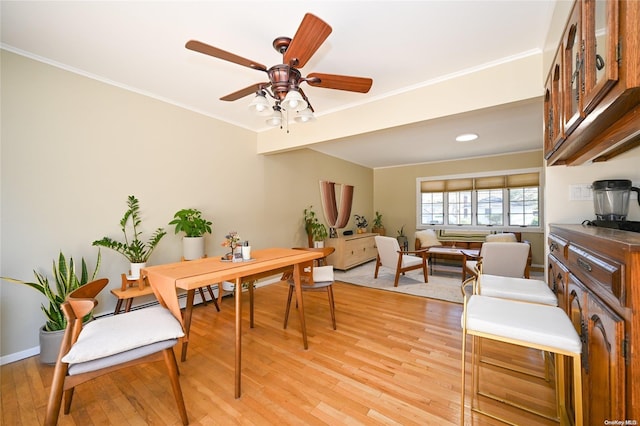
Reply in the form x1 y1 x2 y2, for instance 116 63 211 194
577 257 592 273
550 242 558 252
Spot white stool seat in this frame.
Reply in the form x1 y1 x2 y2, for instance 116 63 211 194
466 295 580 353
461 294 584 424
479 274 558 306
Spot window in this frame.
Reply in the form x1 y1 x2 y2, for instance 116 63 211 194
417 169 541 229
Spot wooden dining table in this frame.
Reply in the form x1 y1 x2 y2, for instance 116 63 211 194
143 247 323 398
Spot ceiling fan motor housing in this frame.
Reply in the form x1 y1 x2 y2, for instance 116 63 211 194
269 65 302 101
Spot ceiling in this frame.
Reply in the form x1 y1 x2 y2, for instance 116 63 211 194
1 1 555 168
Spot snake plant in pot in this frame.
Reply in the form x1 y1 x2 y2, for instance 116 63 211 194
169 208 213 260
1 250 102 364
92 195 166 278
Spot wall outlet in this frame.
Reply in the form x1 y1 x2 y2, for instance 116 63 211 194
569 184 593 201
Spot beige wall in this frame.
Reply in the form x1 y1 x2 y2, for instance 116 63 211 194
373 151 545 265
0 51 372 360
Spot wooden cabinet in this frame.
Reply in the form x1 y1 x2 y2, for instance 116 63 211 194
325 233 378 270
548 224 639 424
545 0 640 166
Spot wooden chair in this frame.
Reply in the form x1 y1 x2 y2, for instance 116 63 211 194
45 278 188 425
283 247 337 330
374 235 429 287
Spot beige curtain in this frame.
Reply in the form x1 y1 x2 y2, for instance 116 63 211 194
319 181 354 229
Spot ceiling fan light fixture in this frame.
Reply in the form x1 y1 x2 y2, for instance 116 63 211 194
294 107 316 123
248 92 272 116
266 108 283 127
282 89 307 112
455 133 479 142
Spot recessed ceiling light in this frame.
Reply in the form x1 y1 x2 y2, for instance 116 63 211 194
455 133 479 142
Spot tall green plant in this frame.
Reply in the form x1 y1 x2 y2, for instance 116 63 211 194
2 251 101 331
93 195 166 263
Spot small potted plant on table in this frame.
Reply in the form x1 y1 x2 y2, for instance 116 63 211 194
354 215 368 234
169 208 213 260
371 211 385 235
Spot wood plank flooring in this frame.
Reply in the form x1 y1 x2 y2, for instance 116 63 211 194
1 280 558 425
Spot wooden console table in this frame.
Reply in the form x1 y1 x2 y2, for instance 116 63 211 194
325 232 378 270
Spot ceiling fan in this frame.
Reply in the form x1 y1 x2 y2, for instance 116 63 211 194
185 13 373 125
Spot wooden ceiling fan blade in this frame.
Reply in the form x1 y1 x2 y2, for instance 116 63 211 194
186 40 267 72
306 73 373 93
283 13 332 68
220 82 271 101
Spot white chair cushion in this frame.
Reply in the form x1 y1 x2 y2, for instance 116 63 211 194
480 242 529 277
479 274 558 306
415 229 441 247
464 295 581 354
313 265 334 283
485 233 518 242
401 255 424 268
62 306 184 364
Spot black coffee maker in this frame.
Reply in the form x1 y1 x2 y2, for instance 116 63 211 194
587 179 640 233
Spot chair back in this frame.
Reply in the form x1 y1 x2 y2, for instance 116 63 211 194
479 242 530 277
375 236 402 268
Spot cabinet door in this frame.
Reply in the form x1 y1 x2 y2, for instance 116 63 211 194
563 1 585 134
582 0 619 112
544 47 565 158
586 291 626 424
548 254 569 311
567 275 588 425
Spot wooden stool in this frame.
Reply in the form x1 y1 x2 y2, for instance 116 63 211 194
110 274 156 314
460 293 583 425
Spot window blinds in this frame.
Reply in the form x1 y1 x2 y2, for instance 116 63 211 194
420 172 539 193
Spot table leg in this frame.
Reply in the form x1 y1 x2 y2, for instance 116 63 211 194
180 289 195 362
234 277 242 398
249 279 255 328
293 263 308 350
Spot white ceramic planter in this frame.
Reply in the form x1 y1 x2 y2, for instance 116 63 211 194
129 262 146 279
313 240 325 248
182 236 205 260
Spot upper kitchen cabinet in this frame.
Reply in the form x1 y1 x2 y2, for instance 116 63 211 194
544 46 565 157
545 0 640 166
582 0 619 112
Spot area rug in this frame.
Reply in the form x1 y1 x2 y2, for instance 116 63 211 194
333 261 464 304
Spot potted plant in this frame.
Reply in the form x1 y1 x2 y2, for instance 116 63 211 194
371 211 385 235
2 251 102 364
397 225 409 251
169 208 213 260
93 195 166 278
311 222 328 248
303 205 318 248
354 214 368 234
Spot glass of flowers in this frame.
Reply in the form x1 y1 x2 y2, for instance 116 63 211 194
221 231 242 259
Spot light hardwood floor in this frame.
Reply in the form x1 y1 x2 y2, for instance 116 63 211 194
2 280 558 425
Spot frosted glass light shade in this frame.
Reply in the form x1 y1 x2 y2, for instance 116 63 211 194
282 89 307 112
266 109 282 127
248 93 272 116
294 107 315 123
